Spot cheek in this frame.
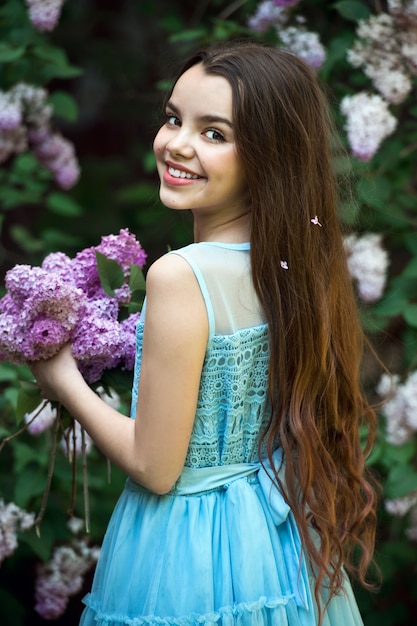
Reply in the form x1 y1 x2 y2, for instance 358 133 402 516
153 128 165 159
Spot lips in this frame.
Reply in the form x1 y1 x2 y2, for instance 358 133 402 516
163 162 204 186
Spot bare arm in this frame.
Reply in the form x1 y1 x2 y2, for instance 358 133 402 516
31 254 208 494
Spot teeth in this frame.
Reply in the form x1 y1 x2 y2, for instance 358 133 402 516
168 166 199 179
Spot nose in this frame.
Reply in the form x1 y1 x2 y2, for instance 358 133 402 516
165 127 195 159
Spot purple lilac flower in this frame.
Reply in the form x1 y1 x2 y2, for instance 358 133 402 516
34 538 100 620
71 309 125 383
30 128 80 189
96 228 147 272
0 500 35 565
119 312 141 371
25 0 66 32
0 230 145 380
273 0 301 6
0 266 86 363
248 0 288 32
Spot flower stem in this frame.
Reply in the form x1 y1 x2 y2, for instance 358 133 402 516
35 405 61 533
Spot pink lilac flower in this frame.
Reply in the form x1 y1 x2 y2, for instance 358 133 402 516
25 0 66 32
385 491 417 517
0 500 35 565
24 401 57 435
34 538 100 619
119 312 141 371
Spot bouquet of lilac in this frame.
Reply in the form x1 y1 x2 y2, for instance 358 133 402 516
0 228 146 384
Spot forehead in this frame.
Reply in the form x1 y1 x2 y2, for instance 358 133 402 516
170 64 233 117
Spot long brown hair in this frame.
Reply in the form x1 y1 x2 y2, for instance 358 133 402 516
175 41 379 617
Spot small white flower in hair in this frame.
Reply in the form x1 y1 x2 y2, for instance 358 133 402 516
280 260 289 270
311 215 322 226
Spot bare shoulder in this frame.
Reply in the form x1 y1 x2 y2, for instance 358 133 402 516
146 252 200 300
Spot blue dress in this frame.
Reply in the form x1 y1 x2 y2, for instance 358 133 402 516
80 242 364 626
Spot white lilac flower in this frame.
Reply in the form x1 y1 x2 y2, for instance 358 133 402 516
0 500 35 565
406 506 417 541
0 125 27 163
24 400 57 435
10 83 52 126
398 28 417 76
388 0 417 28
61 421 94 458
34 538 100 619
278 25 326 70
376 371 417 445
247 0 288 32
340 92 397 161
347 13 412 104
0 92 22 130
67 516 84 535
385 491 417 517
96 386 121 410
344 233 389 301
25 0 66 32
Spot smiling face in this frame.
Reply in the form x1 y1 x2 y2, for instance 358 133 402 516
153 64 247 226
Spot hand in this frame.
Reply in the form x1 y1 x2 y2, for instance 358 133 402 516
30 344 82 404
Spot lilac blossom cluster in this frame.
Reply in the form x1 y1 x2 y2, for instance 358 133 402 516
0 229 146 383
278 20 326 70
347 13 416 105
376 371 417 446
344 233 389 301
25 0 66 32
0 499 35 566
247 1 325 70
342 3 417 159
385 490 417 542
0 82 79 189
340 92 397 161
34 518 100 619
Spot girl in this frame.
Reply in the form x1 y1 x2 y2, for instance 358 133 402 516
32 42 378 625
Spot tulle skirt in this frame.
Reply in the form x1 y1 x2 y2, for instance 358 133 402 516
79 456 363 626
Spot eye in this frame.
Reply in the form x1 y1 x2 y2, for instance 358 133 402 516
165 113 180 127
205 129 225 143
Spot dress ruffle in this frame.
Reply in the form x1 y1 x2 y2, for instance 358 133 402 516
79 456 363 626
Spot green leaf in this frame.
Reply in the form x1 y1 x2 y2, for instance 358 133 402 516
16 383 43 424
95 250 124 296
373 295 409 318
46 192 83 217
385 465 417 499
48 91 79 122
0 43 25 62
401 257 417 279
332 1 371 21
129 264 146 293
403 303 417 328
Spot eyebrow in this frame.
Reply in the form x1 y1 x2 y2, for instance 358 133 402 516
166 100 233 129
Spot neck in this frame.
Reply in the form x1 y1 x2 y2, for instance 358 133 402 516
193 211 251 244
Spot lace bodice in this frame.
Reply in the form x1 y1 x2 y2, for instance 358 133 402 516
130 242 271 469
